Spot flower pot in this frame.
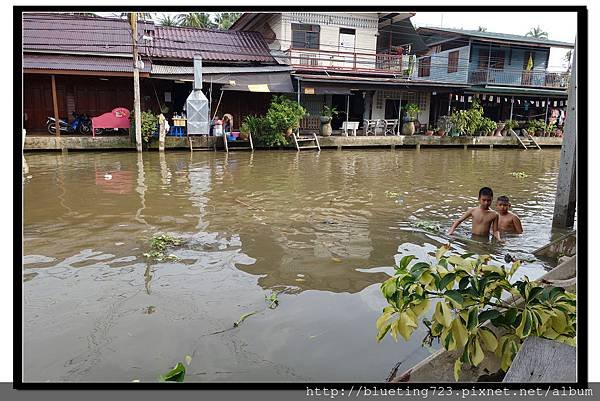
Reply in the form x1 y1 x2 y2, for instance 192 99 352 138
320 116 332 124
239 132 249 141
320 122 332 136
494 123 505 137
401 121 415 136
436 129 446 137
425 130 434 136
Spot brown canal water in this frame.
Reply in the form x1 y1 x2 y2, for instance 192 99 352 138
23 148 572 382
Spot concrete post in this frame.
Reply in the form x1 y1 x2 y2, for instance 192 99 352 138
131 13 142 152
158 114 166 152
552 39 577 228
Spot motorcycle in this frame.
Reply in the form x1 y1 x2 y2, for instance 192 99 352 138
46 112 92 135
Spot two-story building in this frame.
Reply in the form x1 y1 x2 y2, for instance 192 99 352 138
413 27 573 127
231 12 468 133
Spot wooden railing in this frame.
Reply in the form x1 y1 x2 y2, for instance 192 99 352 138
285 48 413 74
468 68 569 88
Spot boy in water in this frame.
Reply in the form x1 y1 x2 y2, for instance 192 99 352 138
495 195 523 234
448 187 501 240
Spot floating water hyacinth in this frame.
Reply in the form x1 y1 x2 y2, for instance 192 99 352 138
411 220 442 232
511 171 529 178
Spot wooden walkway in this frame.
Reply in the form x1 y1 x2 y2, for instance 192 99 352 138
503 337 576 382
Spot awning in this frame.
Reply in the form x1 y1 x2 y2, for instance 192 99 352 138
299 85 352 95
465 85 568 98
151 67 294 93
216 72 294 93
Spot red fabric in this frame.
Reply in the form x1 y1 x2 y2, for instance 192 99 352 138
92 108 130 137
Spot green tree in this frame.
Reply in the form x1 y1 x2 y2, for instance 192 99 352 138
214 12 242 30
526 26 548 39
177 12 216 29
158 13 180 27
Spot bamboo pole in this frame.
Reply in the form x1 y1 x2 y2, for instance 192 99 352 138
51 75 60 137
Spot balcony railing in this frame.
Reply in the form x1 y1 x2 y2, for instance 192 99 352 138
285 48 414 75
468 68 570 89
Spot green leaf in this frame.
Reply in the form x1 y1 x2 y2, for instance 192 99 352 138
376 323 392 342
438 272 457 291
461 252 476 259
435 244 450 260
410 262 431 278
451 318 469 348
435 301 453 327
159 362 186 382
376 311 394 331
443 329 457 351
478 309 501 323
443 290 464 307
515 310 533 338
454 359 462 381
381 278 397 299
398 312 417 341
470 337 485 367
478 327 498 352
398 255 416 271
466 306 479 331
447 255 473 270
527 286 544 302
458 276 470 290
411 298 430 317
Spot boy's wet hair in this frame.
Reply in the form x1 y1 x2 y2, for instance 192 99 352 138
497 195 510 203
478 187 493 198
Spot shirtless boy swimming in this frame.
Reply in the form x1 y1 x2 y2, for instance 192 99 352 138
495 196 523 234
448 187 501 241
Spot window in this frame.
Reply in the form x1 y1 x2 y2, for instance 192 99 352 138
490 50 505 69
447 50 459 73
291 23 320 49
418 57 431 77
478 49 506 70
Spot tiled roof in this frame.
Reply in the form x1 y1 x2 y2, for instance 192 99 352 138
148 26 275 63
23 53 151 73
22 12 153 55
417 27 574 48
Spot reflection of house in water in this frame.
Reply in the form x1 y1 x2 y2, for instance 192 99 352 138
200 152 390 294
95 170 134 195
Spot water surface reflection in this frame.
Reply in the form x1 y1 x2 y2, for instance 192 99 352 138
23 149 568 382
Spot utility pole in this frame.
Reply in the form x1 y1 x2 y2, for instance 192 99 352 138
552 38 577 228
130 12 142 152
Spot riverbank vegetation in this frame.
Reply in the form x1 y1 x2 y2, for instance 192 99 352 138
376 245 576 380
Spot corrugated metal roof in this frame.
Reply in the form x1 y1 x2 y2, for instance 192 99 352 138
151 64 292 75
149 26 275 63
22 13 276 64
418 27 574 48
22 12 153 55
23 53 151 73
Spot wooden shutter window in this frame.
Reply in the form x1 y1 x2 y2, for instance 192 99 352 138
448 50 459 73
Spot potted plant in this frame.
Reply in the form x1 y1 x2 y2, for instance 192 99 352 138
526 119 546 136
477 117 497 136
320 105 338 137
130 110 158 144
401 103 421 135
265 95 306 138
502 120 518 136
